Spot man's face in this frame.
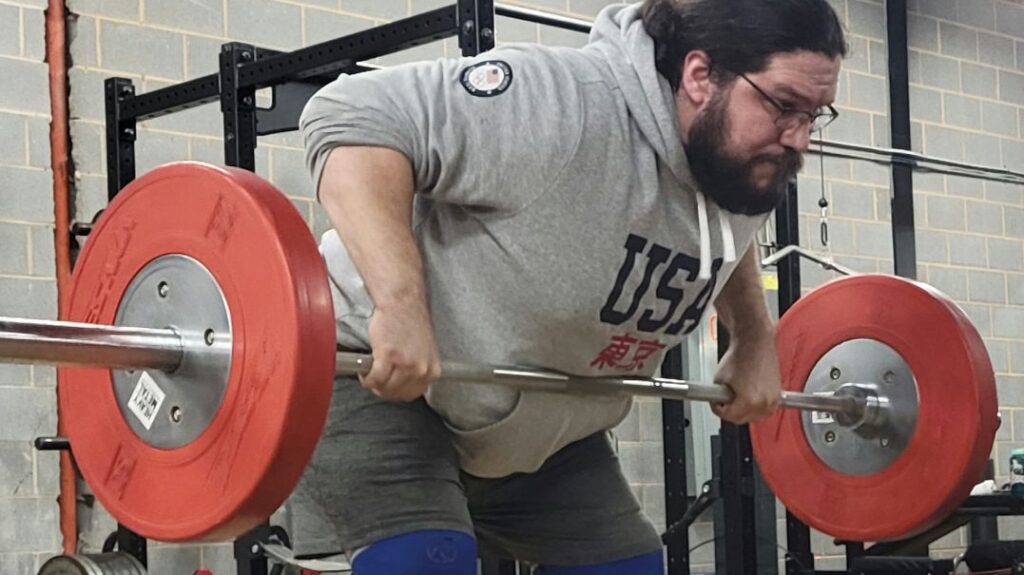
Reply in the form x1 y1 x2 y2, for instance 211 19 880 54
685 51 841 215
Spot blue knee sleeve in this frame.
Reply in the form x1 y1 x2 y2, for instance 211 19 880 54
538 550 664 575
351 529 477 575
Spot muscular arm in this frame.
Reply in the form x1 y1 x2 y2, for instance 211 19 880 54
302 55 589 399
709 244 782 424
318 146 440 400
319 146 425 309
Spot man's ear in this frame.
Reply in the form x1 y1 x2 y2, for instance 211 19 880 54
679 50 713 108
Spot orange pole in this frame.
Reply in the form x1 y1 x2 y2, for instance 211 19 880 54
45 0 78 554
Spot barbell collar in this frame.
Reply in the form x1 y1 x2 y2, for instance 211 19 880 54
830 382 890 437
781 388 867 421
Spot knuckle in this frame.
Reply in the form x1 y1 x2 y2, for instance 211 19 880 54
371 354 393 372
417 362 431 379
380 347 403 364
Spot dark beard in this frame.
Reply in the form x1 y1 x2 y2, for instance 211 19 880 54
684 91 803 216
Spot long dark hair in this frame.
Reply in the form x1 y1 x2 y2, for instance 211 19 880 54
642 0 848 91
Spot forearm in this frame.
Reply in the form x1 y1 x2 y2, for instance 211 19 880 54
713 245 774 342
318 146 427 311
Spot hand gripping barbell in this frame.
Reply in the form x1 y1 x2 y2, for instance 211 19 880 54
0 162 998 543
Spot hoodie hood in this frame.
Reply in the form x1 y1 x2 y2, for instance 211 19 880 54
587 3 737 278
588 3 690 186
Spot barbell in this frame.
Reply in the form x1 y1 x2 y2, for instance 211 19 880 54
2 319 874 418
0 162 998 544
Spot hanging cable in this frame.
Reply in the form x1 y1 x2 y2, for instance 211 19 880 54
818 136 830 250
815 135 840 275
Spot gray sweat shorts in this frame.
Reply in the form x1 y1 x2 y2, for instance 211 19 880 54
285 376 663 566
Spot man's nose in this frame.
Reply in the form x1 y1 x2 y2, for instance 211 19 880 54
780 123 812 154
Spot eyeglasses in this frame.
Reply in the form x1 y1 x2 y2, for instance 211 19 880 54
736 72 839 134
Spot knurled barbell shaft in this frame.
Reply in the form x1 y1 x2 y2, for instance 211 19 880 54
0 317 865 421
335 353 867 419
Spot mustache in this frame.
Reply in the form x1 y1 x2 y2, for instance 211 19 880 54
749 150 804 175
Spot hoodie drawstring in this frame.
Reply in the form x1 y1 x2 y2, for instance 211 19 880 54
720 211 736 264
695 191 738 279
695 192 712 279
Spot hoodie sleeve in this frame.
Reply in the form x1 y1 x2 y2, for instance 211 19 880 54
300 47 585 213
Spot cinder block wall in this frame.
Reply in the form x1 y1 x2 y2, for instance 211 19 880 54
0 0 1021 573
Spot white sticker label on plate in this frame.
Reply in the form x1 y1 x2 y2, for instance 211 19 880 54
127 371 165 430
811 391 835 424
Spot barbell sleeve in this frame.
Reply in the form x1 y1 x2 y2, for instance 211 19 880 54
0 317 183 371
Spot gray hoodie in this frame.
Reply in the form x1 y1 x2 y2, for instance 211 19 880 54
300 2 769 478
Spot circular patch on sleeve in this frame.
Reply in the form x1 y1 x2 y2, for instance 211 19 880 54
460 60 513 97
